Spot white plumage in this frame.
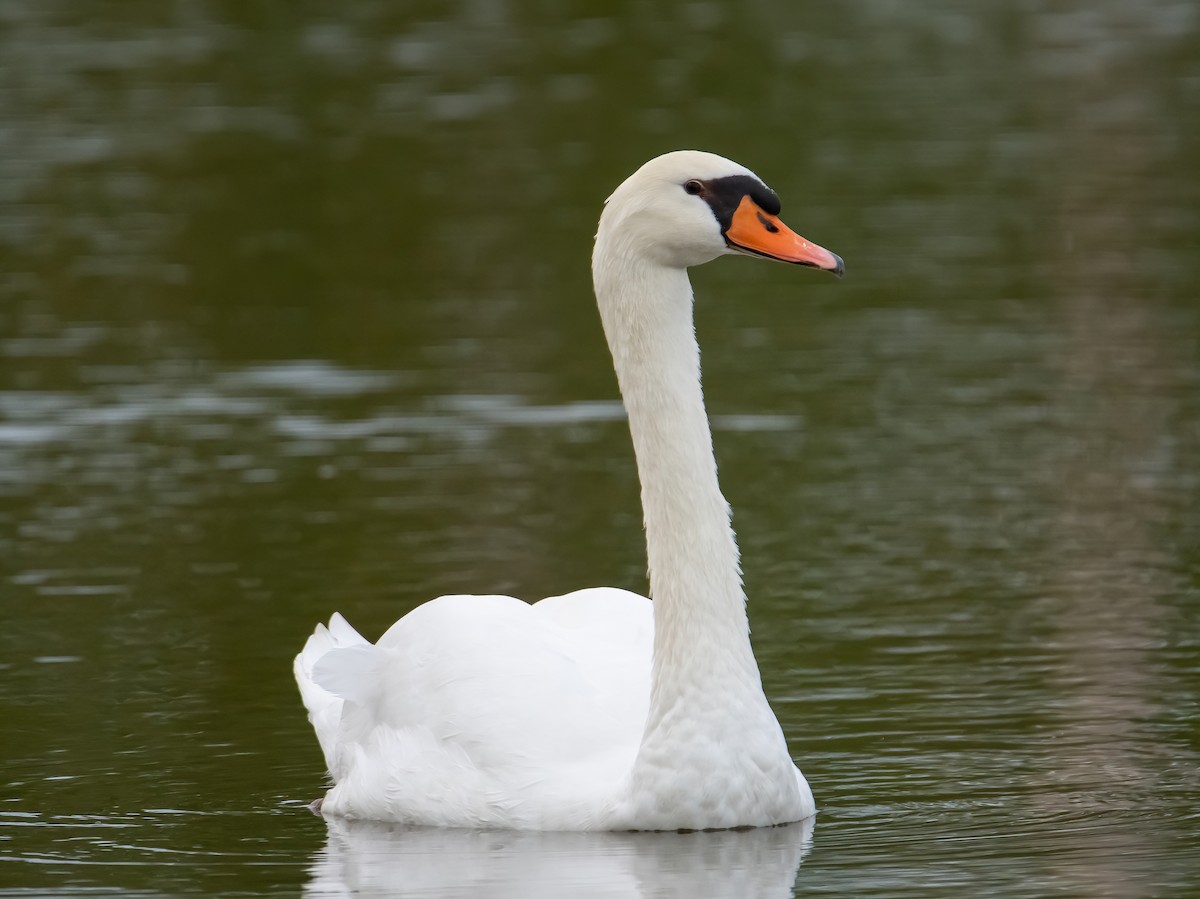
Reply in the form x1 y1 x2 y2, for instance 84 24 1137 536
295 150 843 831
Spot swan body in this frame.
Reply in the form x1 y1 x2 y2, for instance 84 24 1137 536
295 150 843 831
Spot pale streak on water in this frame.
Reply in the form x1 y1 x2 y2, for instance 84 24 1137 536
2 0 1198 896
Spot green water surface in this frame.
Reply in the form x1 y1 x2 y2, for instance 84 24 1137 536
2 1 1198 896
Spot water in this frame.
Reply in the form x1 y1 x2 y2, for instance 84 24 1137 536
2 1 1198 896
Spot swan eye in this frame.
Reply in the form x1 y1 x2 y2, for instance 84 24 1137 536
683 180 703 196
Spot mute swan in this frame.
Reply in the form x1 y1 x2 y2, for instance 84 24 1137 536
295 150 844 831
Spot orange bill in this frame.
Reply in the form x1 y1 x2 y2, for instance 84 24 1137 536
725 195 844 276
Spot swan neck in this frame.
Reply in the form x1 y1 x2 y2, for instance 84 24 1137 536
593 254 759 696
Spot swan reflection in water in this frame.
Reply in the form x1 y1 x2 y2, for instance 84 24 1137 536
303 816 814 899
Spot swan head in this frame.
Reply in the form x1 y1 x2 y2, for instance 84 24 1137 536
594 150 844 276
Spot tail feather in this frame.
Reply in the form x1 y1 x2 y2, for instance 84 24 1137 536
313 646 384 705
327 611 367 646
294 613 371 774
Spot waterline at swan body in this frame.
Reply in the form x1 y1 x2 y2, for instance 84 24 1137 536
294 150 843 831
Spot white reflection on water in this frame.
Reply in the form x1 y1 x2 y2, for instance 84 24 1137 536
304 817 813 899
0 360 799 460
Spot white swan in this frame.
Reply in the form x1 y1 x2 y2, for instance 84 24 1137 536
295 150 843 831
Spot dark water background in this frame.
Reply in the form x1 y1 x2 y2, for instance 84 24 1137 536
2 1 1198 896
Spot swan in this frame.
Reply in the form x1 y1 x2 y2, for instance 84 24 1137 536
294 150 844 831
